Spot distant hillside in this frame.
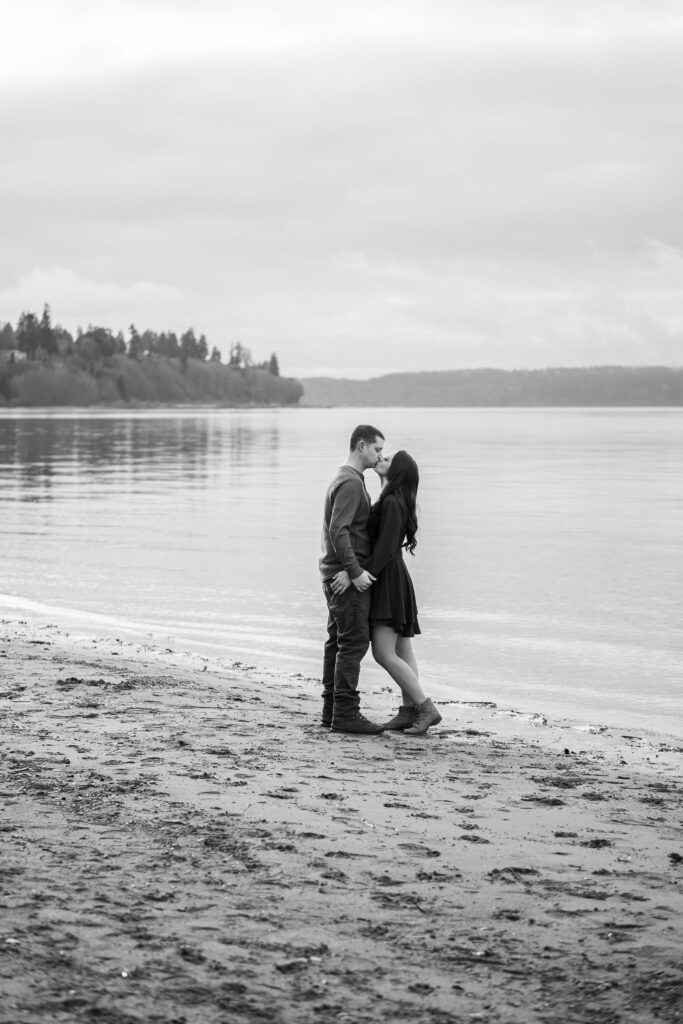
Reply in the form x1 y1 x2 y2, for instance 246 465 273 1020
301 367 683 407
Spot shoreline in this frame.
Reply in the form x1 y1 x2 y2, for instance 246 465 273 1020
2 618 682 1022
4 607 681 750
0 402 303 414
3 403 683 412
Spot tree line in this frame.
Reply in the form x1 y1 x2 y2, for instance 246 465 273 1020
0 305 302 407
300 366 683 407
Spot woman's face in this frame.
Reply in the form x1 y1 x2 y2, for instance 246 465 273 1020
374 453 393 479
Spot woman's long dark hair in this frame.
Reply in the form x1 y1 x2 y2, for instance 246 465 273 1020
376 449 419 554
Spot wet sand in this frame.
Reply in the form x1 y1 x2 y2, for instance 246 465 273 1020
1 619 682 1024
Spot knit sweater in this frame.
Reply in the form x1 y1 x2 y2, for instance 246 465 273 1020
319 465 372 581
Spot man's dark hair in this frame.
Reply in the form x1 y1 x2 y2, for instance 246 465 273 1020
349 424 384 451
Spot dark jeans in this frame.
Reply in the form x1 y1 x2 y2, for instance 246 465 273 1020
322 582 371 717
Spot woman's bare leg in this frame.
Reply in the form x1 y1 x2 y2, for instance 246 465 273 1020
396 636 419 679
372 625 426 706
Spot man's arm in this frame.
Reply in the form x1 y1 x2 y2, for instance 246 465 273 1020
327 479 366 580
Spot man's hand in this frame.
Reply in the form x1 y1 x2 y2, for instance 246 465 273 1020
351 570 375 592
330 570 351 595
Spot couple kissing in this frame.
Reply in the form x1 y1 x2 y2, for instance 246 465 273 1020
319 424 442 736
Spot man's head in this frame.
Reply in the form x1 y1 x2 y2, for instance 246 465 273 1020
349 424 385 469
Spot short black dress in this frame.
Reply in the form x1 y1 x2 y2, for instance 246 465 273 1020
366 494 421 638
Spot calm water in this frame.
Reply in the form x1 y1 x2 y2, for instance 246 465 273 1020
1 407 681 737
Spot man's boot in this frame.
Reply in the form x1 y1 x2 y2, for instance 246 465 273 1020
321 692 334 728
330 711 385 735
403 698 442 736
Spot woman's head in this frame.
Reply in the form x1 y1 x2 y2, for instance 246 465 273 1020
376 450 419 553
379 450 418 490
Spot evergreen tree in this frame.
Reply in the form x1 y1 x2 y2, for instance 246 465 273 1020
16 311 42 359
180 328 199 363
0 322 16 350
40 304 58 356
166 332 180 358
128 324 142 360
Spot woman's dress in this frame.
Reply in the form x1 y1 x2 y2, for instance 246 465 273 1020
365 494 420 637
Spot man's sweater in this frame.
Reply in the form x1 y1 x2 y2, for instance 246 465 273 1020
319 465 372 581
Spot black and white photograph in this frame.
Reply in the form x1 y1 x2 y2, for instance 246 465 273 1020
1 2 682 1021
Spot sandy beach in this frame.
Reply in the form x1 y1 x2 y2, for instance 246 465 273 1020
1 619 682 1024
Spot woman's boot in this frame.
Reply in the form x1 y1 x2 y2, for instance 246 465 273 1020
403 698 442 735
381 704 416 730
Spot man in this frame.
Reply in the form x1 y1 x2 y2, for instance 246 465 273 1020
319 425 386 734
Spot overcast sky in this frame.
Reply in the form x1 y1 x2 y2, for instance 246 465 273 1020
2 0 682 378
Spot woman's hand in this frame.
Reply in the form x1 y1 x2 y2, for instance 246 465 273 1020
330 570 351 595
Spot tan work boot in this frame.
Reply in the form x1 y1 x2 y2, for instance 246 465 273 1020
403 698 442 735
381 705 416 730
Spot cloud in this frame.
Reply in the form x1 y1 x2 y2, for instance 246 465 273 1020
0 267 185 334
1 1 683 375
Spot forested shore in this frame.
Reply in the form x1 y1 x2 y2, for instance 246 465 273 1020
301 366 683 407
0 306 303 407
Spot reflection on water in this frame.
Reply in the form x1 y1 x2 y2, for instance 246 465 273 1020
1 407 682 736
0 412 281 500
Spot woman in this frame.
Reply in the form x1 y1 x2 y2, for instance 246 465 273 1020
332 450 441 735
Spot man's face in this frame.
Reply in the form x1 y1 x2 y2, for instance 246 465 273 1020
359 436 384 469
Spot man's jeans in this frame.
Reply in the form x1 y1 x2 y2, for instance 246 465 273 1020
322 581 371 717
